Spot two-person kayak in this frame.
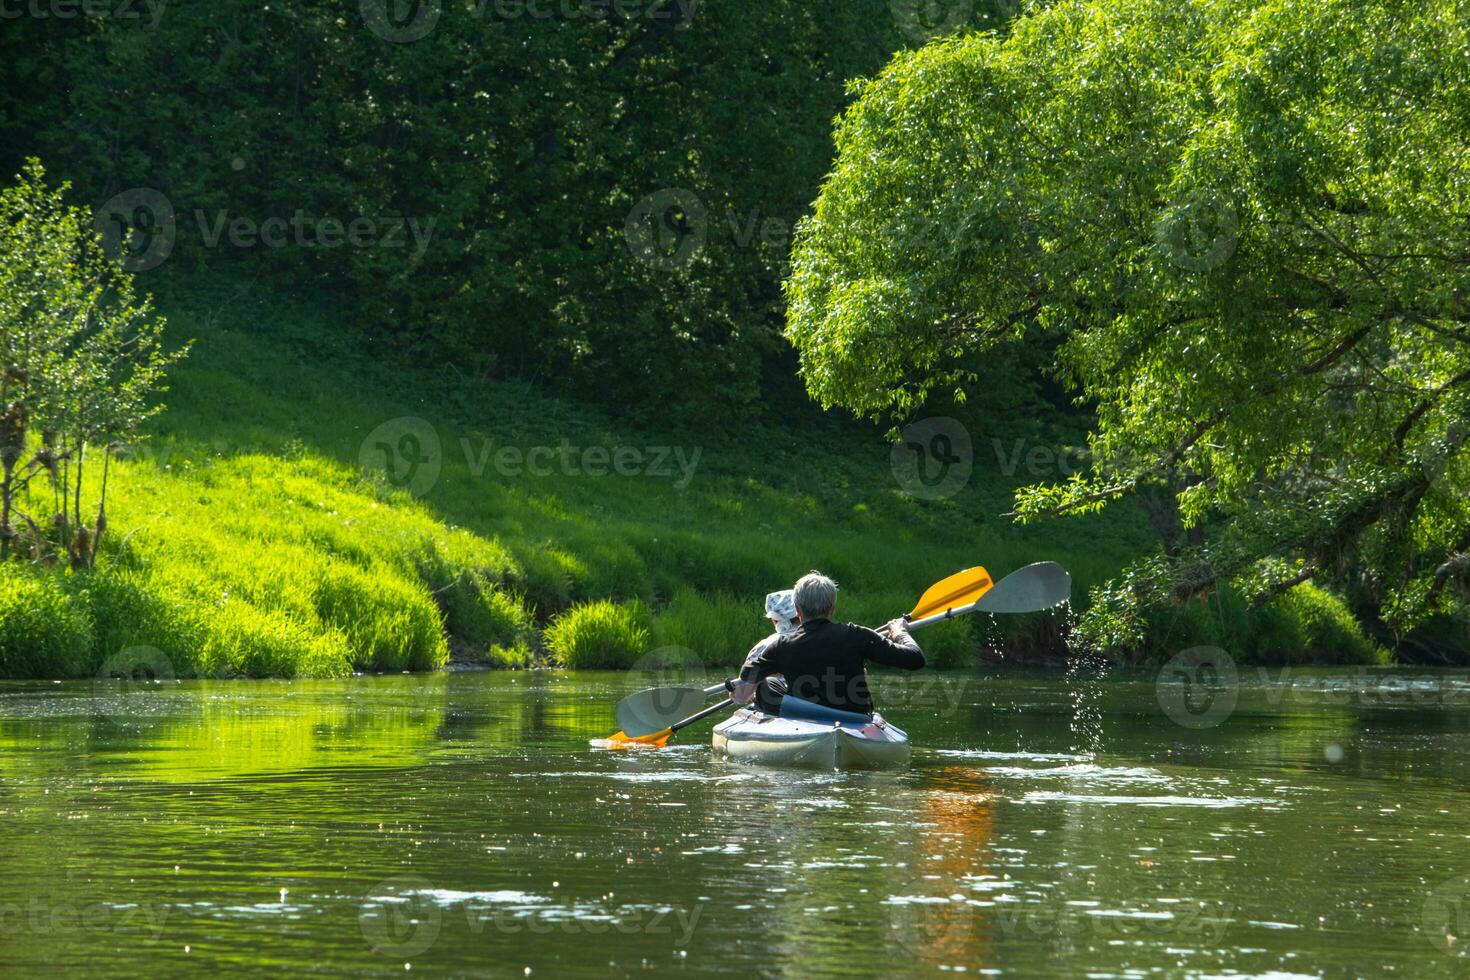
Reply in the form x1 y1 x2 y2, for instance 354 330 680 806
710 696 911 770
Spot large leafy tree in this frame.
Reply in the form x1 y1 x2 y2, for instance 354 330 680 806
786 0 1470 649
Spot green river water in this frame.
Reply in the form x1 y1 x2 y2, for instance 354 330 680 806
2 666 1469 977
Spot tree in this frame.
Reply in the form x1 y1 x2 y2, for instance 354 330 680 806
785 0 1470 650
0 160 187 568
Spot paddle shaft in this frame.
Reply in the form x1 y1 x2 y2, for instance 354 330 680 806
669 697 735 734
904 600 985 632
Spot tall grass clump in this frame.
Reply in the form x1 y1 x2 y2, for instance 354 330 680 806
410 530 535 660
196 598 354 678
1275 584 1386 665
0 566 93 677
314 562 447 671
545 599 652 669
66 568 202 672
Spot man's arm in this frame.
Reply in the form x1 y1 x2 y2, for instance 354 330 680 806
730 635 782 704
863 620 925 670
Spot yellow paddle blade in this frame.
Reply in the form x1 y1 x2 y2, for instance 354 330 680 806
591 729 673 751
908 566 993 619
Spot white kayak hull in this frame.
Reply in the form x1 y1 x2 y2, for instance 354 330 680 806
711 708 911 770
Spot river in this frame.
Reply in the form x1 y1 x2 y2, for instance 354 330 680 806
1 666 1468 976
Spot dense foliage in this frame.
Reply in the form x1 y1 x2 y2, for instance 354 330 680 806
787 0 1470 652
0 0 1015 423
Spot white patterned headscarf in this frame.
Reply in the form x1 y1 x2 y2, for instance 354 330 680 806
764 590 799 636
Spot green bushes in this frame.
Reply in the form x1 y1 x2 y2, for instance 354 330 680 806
1277 584 1386 666
1133 584 1383 666
545 600 652 669
0 566 93 677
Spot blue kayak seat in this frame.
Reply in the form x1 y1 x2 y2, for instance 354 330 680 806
777 694 872 728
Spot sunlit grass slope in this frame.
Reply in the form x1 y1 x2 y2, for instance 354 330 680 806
0 282 1149 678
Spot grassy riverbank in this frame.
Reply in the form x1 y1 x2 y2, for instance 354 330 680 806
0 283 1381 678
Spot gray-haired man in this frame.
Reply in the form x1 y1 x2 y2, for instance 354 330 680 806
732 571 924 716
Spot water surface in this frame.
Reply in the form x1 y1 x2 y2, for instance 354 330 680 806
2 667 1469 976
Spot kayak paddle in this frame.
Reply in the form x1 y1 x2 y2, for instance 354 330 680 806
597 698 735 750
906 561 1071 626
598 561 1071 746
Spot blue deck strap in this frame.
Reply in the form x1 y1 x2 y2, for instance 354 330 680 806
778 695 872 727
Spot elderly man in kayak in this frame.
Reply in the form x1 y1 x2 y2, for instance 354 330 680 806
730 572 924 717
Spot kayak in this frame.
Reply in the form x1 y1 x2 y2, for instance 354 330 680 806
711 702 911 770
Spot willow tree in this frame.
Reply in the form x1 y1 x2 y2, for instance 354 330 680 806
786 0 1470 650
0 160 185 568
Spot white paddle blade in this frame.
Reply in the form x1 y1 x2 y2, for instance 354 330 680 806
973 562 1072 614
615 687 711 738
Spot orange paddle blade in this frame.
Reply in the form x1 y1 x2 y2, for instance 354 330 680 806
908 566 993 619
591 729 673 751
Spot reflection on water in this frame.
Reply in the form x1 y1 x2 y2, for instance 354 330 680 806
2 668 1470 976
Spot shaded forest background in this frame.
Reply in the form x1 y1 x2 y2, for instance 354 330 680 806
0 0 1020 424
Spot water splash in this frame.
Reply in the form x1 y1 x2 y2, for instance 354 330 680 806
1057 600 1108 755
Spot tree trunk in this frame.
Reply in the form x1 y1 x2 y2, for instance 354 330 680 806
0 459 12 562
73 440 84 531
91 449 112 570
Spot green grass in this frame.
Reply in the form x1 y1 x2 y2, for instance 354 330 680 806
544 599 653 669
0 280 1163 678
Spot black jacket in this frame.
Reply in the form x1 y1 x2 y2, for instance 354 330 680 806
737 618 925 715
